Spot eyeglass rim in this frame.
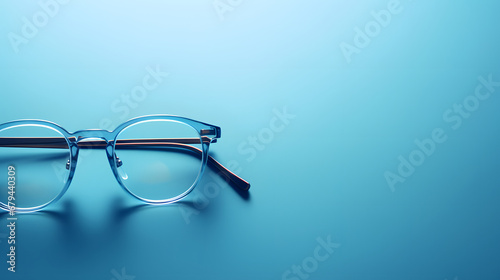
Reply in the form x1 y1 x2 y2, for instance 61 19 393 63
111 117 214 205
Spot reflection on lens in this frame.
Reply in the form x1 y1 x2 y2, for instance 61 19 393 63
114 120 203 202
0 125 70 210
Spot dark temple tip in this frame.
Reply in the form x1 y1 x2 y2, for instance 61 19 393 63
232 179 250 192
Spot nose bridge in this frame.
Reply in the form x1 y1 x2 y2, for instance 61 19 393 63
72 129 113 141
67 129 118 184
70 129 116 162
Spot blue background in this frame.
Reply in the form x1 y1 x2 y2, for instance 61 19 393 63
1 0 500 279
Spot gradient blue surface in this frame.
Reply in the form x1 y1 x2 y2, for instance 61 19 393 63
1 0 500 279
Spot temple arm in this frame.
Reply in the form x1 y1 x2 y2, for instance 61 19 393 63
0 137 250 191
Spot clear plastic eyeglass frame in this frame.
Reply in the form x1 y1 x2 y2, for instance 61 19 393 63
0 115 250 212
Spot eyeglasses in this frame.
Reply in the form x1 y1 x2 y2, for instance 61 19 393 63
0 115 250 212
